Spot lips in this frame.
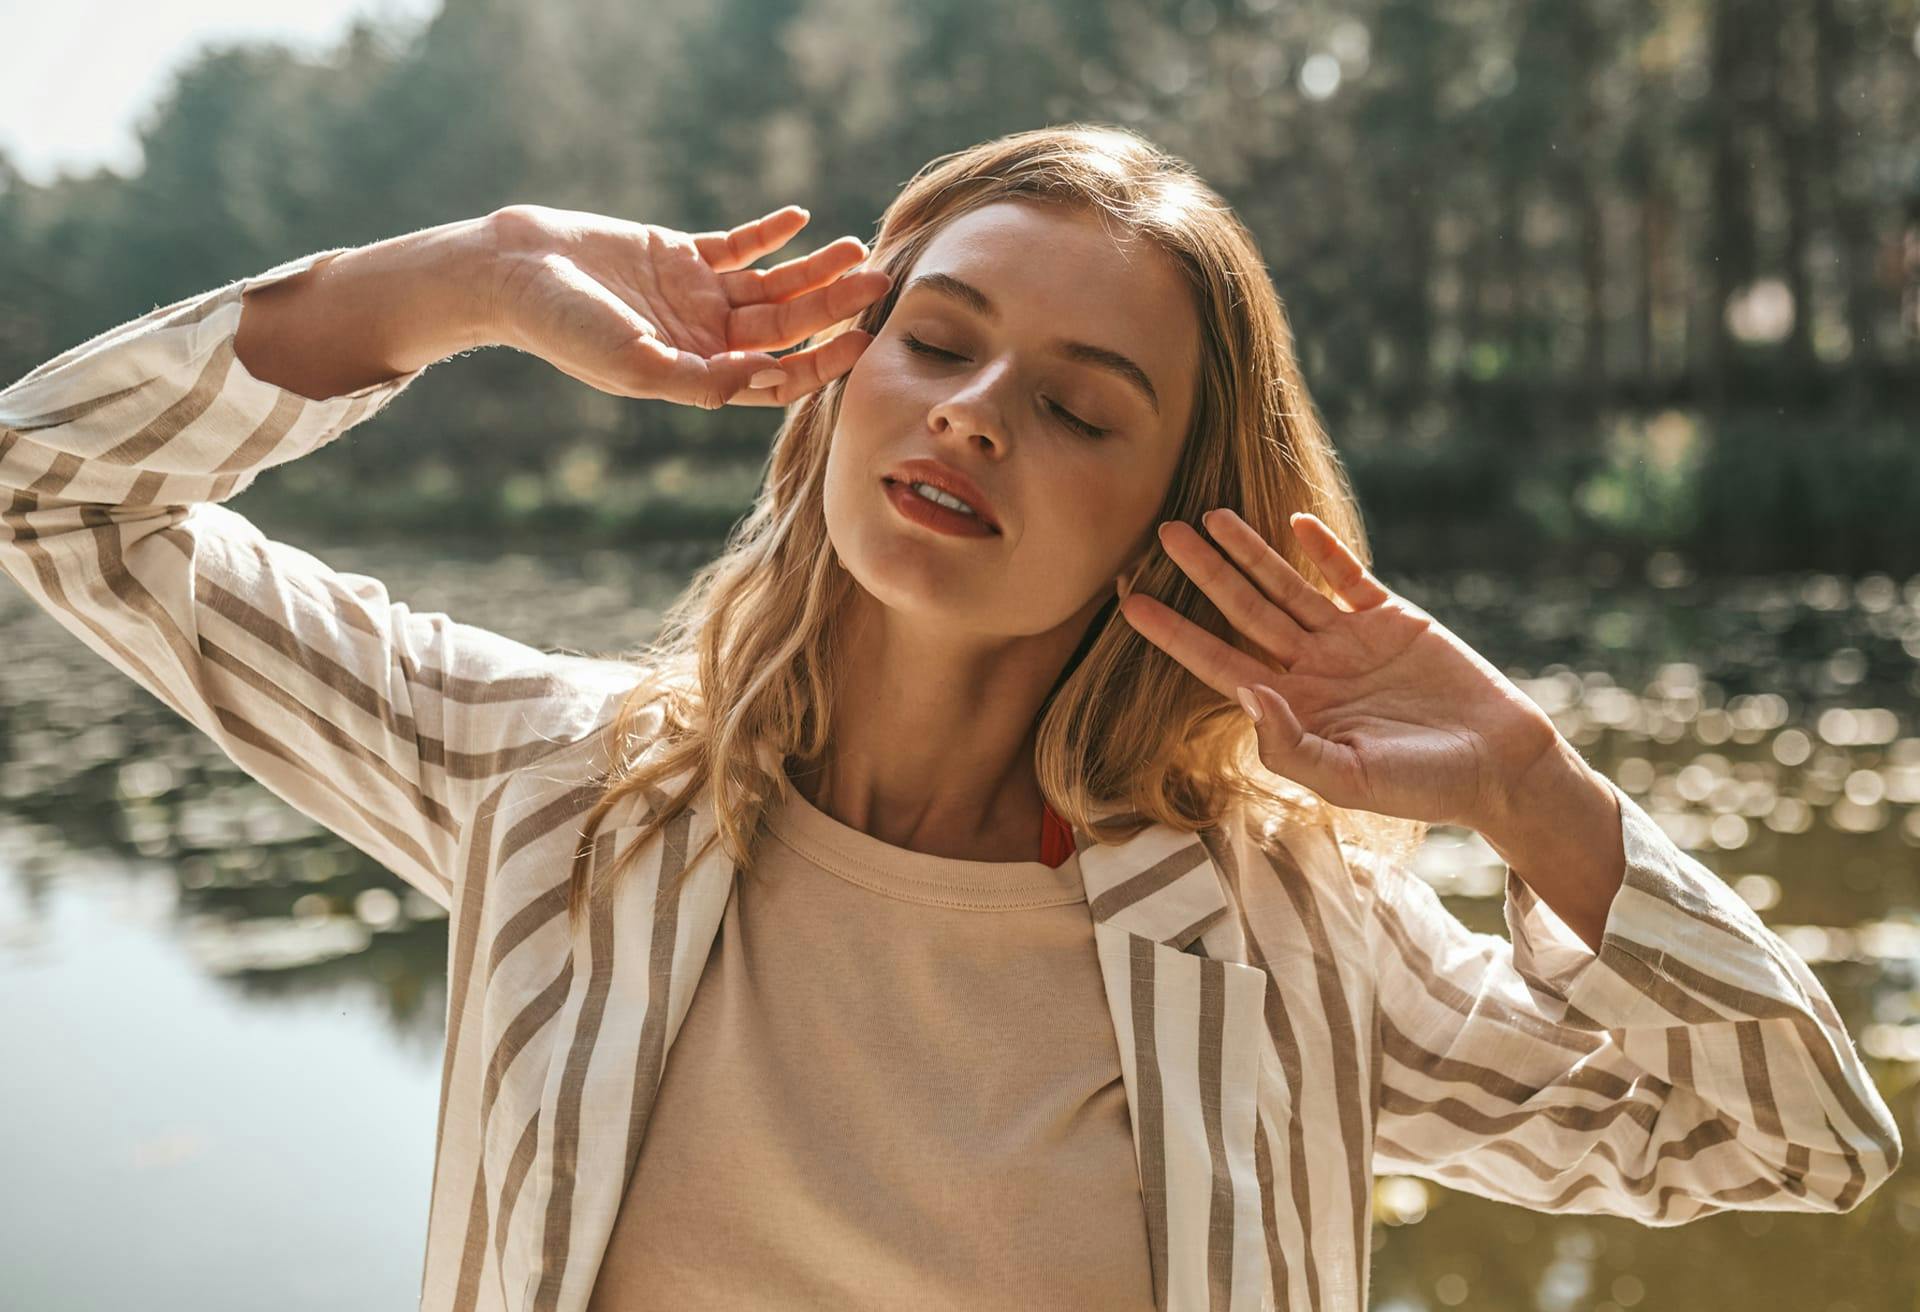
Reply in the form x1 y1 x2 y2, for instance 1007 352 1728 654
882 457 1001 532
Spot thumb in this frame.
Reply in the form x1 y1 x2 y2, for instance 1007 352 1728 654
634 339 786 410
1236 683 1331 796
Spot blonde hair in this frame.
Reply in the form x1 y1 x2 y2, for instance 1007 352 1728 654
565 123 1425 930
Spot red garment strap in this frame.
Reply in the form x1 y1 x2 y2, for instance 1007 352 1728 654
1039 799 1075 868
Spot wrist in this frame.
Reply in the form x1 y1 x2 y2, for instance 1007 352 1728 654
1475 734 1603 855
1474 736 1625 952
321 215 501 377
395 214 503 368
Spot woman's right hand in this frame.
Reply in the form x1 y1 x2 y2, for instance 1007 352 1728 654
484 203 891 411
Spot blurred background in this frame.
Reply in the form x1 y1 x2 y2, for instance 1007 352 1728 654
1 0 1917 1307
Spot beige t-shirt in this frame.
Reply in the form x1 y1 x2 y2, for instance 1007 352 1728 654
585 785 1156 1310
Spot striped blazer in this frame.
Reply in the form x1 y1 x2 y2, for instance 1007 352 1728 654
1 249 1901 1312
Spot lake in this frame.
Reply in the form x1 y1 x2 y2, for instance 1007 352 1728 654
2 529 1914 1310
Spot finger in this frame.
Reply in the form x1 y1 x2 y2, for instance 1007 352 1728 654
1290 512 1392 611
1117 590 1279 703
630 339 785 410
1156 519 1308 667
720 235 871 305
1201 508 1346 630
723 330 875 406
728 267 894 352
1239 683 1361 804
692 205 812 273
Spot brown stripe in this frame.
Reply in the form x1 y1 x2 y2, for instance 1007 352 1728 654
1378 1008 1635 1107
1818 1110 1866 1211
453 1131 503 1311
1262 837 1371 1286
1735 1020 1785 1144
1665 1026 1694 1089
1198 954 1235 1310
1131 933 1170 1311
618 806 698 1184
24 448 82 500
1087 839 1210 923
530 822 629 1311
495 782 606 874
1250 1111 1287 1312
488 887 570 978
424 778 510 1307
97 335 239 465
1362 961 1384 1312
1205 821 1310 1312
1782 1141 1811 1197
210 385 306 473
491 1109 543 1277
1176 904 1230 951
1378 1077 1664 1146
480 958 574 1130
1376 1111 1742 1207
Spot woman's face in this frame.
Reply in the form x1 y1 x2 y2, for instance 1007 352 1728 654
824 199 1201 642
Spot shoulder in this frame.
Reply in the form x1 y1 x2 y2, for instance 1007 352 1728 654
1214 795 1373 939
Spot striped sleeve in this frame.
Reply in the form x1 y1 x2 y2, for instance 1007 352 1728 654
1 251 635 910
1363 771 1902 1223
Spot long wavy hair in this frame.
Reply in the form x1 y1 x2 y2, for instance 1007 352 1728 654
564 122 1425 931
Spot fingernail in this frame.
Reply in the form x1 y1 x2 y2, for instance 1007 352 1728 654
749 369 788 388
1236 686 1263 723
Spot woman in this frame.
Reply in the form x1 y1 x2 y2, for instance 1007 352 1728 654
0 125 1899 1312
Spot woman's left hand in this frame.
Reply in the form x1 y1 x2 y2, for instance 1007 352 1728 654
1117 508 1564 829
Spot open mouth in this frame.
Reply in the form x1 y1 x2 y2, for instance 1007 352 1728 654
882 477 1002 538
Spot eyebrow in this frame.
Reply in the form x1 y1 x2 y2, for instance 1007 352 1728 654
899 271 1162 415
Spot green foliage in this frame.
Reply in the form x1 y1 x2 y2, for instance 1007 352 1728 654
2 0 1913 569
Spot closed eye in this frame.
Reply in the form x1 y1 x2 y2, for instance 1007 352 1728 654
901 332 1110 439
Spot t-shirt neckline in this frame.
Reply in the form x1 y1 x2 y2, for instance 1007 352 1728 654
764 785 1087 911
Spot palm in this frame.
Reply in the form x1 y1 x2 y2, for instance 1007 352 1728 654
1118 510 1561 827
490 203 892 410
609 231 738 359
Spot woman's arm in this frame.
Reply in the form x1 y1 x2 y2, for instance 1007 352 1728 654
0 238 630 909
232 215 499 402
1365 772 1903 1222
3 207 890 902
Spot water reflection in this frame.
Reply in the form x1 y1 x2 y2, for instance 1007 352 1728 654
2 534 1915 1309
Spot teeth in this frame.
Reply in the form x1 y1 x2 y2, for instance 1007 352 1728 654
909 481 977 516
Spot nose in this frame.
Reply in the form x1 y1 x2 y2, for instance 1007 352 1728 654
926 360 1015 453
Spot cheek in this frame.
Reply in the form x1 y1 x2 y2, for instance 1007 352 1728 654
1009 462 1141 585
839 348 918 427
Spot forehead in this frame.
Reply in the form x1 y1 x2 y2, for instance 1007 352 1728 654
904 200 1199 399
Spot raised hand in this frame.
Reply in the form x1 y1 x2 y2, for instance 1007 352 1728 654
485 202 892 410
1117 508 1565 830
